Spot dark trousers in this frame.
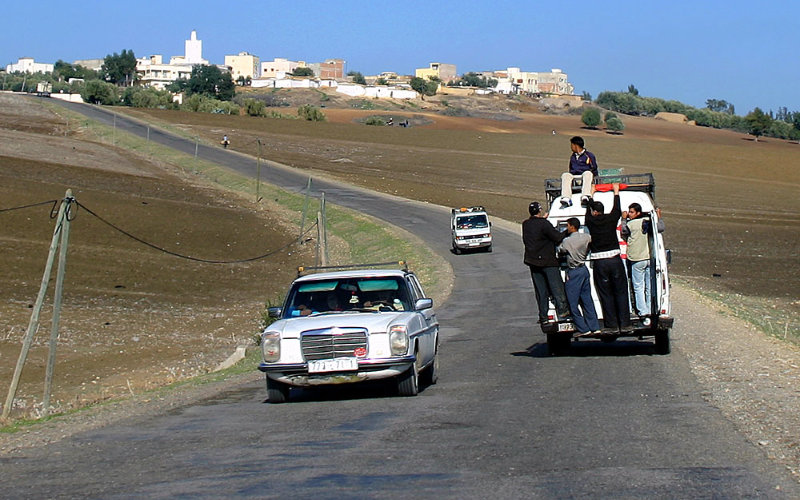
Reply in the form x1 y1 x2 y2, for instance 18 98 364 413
529 265 570 322
592 256 631 329
565 265 600 333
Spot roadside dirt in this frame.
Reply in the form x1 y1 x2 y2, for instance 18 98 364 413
1 91 798 481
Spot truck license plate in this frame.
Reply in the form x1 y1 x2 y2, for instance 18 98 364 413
558 322 574 332
308 357 358 373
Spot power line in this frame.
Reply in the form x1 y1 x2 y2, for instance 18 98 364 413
75 201 315 264
0 199 58 214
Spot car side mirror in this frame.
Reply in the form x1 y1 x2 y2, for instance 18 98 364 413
414 298 433 311
268 307 282 318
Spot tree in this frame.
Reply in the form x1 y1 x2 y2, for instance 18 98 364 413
606 116 625 134
604 111 617 123
81 80 118 105
347 71 366 85
410 77 438 97
176 65 236 101
581 108 602 128
376 77 388 86
627 84 639 96
102 49 137 86
581 91 592 101
744 108 772 141
292 67 314 77
706 98 735 115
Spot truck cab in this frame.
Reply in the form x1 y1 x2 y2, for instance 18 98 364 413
451 206 492 254
540 172 674 354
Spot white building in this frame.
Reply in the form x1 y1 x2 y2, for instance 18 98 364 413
259 58 306 79
6 57 54 74
136 30 210 89
499 67 574 95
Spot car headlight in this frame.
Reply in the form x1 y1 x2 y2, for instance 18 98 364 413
389 325 409 355
261 332 280 362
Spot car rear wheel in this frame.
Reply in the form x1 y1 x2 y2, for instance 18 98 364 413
266 377 290 403
546 333 570 355
397 358 420 396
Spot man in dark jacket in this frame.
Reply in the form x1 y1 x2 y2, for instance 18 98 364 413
522 201 571 323
584 183 632 333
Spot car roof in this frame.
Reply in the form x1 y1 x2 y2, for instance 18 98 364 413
293 269 410 283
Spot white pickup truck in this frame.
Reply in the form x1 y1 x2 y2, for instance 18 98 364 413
540 173 674 355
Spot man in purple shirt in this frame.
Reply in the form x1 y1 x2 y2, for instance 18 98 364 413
560 136 598 207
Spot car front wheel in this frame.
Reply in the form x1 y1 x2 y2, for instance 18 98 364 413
266 376 290 403
397 359 420 396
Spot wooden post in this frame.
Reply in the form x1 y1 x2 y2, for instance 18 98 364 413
2 191 69 420
256 139 262 202
320 192 328 265
42 190 73 416
299 177 312 244
316 212 323 267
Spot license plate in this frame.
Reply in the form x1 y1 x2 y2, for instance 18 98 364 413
308 357 358 373
558 322 574 332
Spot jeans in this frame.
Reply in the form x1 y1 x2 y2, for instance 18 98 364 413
592 256 631 329
630 259 651 317
529 265 570 322
565 265 600 332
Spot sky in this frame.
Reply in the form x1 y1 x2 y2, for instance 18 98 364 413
2 0 797 115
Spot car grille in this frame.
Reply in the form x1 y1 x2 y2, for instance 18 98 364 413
301 327 368 361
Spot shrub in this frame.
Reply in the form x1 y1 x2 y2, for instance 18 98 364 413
244 98 266 117
581 108 602 128
365 116 385 126
606 116 625 133
297 104 326 122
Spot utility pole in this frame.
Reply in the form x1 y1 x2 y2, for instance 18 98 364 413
3 191 74 420
299 177 312 244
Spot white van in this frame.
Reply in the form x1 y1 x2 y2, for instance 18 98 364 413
451 206 492 254
540 173 674 354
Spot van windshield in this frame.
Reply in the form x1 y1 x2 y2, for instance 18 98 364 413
456 214 488 229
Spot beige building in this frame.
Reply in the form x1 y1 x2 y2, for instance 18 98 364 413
415 62 457 83
260 58 307 79
225 52 260 82
136 30 210 89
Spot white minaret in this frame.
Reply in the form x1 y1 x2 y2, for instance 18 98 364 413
185 30 203 64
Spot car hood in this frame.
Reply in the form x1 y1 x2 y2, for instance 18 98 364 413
268 311 410 338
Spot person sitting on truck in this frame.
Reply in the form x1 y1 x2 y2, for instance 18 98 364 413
522 201 571 324
558 218 601 335
560 136 598 207
585 183 632 334
621 203 665 327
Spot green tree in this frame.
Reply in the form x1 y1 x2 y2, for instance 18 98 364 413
81 80 118 105
347 71 366 85
376 77 388 86
410 77 438 97
745 108 772 141
102 49 137 86
581 91 592 101
175 65 236 101
606 116 625 134
292 67 314 77
706 98 735 115
581 108 602 128
627 84 639 96
604 111 617 123
243 98 266 117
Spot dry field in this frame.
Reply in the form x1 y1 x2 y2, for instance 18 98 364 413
0 94 314 417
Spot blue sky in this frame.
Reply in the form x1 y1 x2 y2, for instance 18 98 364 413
2 0 796 115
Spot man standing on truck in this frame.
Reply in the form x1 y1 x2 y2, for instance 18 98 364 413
522 201 571 324
558 218 601 335
585 183 632 334
622 204 665 326
560 136 598 207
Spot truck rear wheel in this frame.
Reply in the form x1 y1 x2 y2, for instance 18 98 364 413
654 329 670 355
547 333 570 356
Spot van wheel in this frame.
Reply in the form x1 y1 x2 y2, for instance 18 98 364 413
266 377 290 403
486 245 493 253
453 245 461 255
655 329 671 355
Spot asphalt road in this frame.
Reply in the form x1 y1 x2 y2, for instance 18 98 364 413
4 101 796 498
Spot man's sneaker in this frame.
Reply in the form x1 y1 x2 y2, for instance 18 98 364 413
560 196 572 207
580 195 591 207
642 317 651 327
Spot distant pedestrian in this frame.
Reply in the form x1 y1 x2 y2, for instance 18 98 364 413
522 201 571 324
221 134 229 148
621 204 665 326
558 217 601 335
560 136 598 207
585 182 631 334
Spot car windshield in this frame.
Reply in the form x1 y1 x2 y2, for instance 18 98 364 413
456 214 488 229
284 276 411 317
